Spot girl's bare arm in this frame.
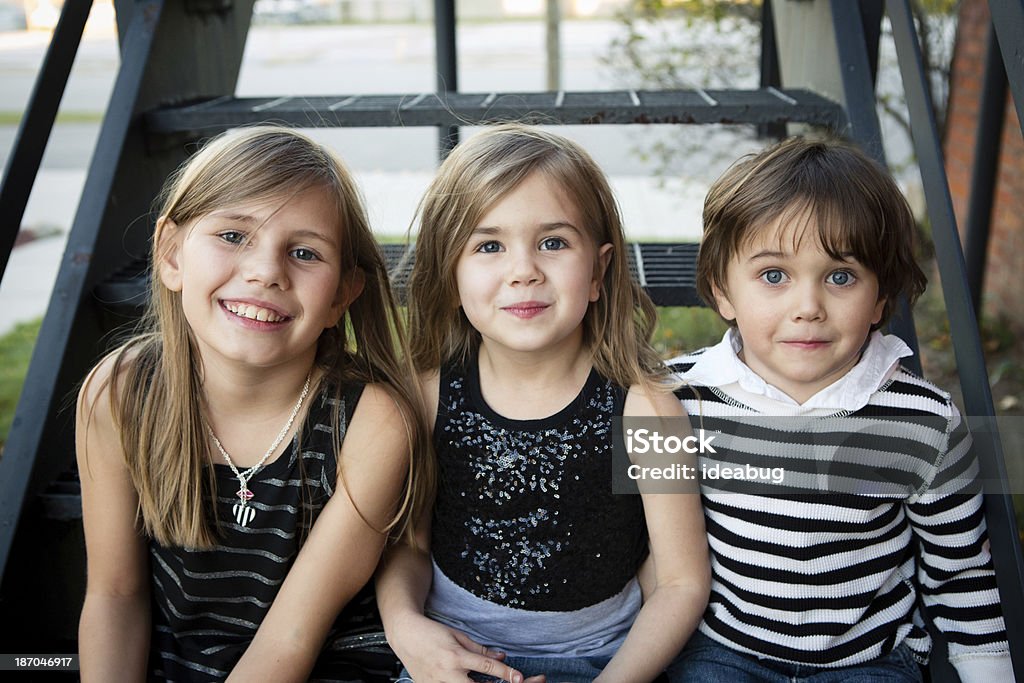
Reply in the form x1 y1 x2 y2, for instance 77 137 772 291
375 371 531 683
224 382 409 681
76 357 151 682
596 386 710 683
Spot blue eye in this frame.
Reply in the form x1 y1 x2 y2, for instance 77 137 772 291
760 269 786 285
475 241 502 254
540 237 567 250
291 248 319 262
219 231 246 245
827 270 855 286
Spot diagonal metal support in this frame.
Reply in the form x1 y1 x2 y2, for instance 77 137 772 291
0 0 92 284
0 0 167 581
887 1 1024 677
987 0 1024 137
0 0 255 590
964 21 1007 313
828 0 923 374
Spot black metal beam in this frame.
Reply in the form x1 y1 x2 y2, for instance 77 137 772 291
434 0 459 157
965 21 1007 314
887 2 1024 678
0 0 92 284
829 0 886 160
830 0 922 374
0 0 169 583
0 0 170 582
144 88 847 135
0 0 256 585
758 0 786 139
987 0 1024 138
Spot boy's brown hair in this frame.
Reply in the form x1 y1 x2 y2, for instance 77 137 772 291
697 135 927 328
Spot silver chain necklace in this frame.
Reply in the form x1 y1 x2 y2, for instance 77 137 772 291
206 373 311 526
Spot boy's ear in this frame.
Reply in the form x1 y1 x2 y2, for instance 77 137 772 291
872 296 886 326
712 284 737 322
328 268 366 328
589 243 614 303
156 217 183 292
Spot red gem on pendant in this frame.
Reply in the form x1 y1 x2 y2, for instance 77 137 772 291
237 487 254 501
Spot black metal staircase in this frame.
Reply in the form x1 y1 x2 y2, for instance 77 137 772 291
0 1 1021 679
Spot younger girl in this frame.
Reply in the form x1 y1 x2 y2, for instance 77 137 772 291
76 126 431 682
378 124 710 683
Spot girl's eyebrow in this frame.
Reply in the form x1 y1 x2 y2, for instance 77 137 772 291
209 212 259 225
471 222 581 235
207 212 337 246
291 229 338 247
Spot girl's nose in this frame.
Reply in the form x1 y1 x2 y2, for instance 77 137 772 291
240 243 289 289
506 250 542 286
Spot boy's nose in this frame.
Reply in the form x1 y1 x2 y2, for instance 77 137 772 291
791 283 826 321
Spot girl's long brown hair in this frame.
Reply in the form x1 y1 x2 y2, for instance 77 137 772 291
408 124 668 391
88 126 433 548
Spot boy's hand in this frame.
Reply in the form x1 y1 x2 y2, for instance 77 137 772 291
390 612 530 683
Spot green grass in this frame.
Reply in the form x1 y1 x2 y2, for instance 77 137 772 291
0 318 42 452
0 111 104 126
653 306 729 358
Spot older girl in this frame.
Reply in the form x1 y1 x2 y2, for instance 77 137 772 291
76 126 432 682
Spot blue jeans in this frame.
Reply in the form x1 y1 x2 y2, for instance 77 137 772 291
665 632 923 683
398 654 611 683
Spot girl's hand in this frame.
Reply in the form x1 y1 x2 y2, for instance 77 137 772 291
390 612 534 683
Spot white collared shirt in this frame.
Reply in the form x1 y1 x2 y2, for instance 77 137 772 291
676 328 914 415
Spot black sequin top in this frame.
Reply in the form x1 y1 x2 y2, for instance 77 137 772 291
430 359 648 612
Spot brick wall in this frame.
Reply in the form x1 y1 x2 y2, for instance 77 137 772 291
944 0 1024 334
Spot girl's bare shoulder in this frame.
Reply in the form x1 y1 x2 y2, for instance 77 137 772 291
77 342 147 429
624 381 688 419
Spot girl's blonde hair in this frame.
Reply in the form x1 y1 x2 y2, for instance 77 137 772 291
408 124 666 389
96 126 432 548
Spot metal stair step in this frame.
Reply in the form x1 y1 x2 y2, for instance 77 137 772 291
93 241 703 319
145 88 846 134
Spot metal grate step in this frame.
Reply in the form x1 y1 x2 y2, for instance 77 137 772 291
93 242 703 316
145 88 846 134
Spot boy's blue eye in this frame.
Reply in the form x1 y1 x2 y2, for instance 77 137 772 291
540 237 567 251
827 270 855 286
476 241 502 254
291 248 319 262
760 269 786 285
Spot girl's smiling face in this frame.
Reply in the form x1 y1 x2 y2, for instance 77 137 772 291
159 185 362 373
713 212 885 404
454 171 611 363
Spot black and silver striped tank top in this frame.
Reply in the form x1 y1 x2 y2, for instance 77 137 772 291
148 382 397 682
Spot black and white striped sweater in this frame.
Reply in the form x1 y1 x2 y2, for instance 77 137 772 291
668 343 1011 681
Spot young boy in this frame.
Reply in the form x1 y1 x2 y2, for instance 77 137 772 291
667 136 1013 682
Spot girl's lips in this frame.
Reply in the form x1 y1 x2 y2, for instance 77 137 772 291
501 302 550 319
